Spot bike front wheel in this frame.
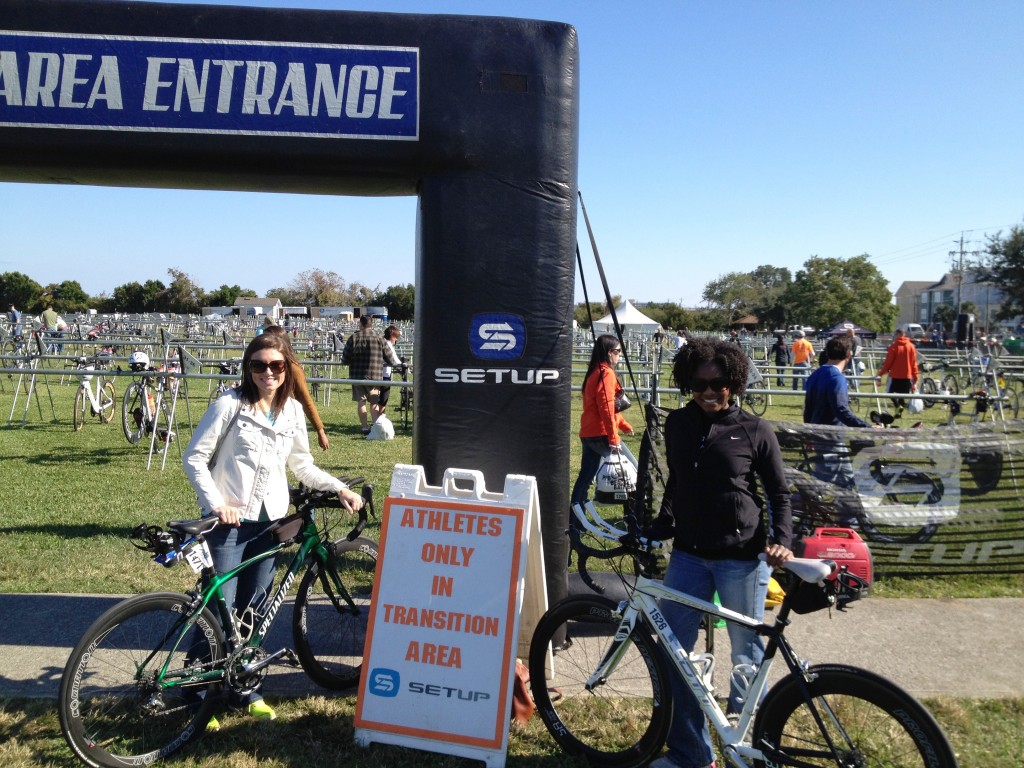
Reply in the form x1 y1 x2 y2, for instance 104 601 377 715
528 595 672 768
73 386 87 431
293 536 378 690
98 380 116 423
753 664 957 768
58 592 225 768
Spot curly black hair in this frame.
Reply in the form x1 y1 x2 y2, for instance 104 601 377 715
671 336 749 396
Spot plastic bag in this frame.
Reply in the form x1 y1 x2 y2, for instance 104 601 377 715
594 451 637 504
907 397 925 414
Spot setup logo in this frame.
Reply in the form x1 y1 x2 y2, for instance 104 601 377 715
368 668 400 697
469 313 525 360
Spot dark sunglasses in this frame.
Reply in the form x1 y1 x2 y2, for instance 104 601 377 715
691 377 730 392
249 359 287 374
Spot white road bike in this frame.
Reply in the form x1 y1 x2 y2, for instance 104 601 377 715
528 502 958 768
71 355 116 431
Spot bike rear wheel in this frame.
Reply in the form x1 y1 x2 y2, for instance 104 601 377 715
58 592 225 768
73 386 87 431
121 382 148 444
293 536 378 690
528 595 671 768
919 376 938 408
753 664 956 767
743 381 769 416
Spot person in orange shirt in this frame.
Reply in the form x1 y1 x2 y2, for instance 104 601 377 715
790 330 814 390
876 327 919 412
570 334 634 517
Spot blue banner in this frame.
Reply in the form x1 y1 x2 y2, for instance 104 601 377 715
0 31 418 139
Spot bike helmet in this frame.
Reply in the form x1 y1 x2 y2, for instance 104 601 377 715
128 350 151 372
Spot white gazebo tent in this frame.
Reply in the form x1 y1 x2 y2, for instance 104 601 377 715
592 300 660 336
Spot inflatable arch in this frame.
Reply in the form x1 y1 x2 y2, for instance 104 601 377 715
0 1 579 604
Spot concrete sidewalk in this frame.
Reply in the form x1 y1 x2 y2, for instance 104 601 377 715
0 593 1021 700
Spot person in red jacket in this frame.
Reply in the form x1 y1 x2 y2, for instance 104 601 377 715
877 327 919 411
569 334 633 516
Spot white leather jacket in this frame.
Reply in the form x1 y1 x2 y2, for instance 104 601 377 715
183 389 345 521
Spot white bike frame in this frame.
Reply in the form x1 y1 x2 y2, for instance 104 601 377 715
570 501 834 768
77 363 113 414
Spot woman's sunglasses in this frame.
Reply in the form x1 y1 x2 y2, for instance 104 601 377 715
691 377 730 392
249 359 287 375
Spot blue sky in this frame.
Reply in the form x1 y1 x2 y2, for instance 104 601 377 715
3 0 1023 308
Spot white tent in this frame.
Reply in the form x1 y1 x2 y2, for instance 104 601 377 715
592 300 661 336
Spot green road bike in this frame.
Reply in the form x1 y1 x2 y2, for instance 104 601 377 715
59 480 378 768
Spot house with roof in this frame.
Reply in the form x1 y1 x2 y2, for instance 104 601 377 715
232 296 283 320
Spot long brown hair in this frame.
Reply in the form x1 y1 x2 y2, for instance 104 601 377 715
238 333 298 413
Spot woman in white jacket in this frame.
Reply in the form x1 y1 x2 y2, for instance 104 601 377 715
183 332 362 721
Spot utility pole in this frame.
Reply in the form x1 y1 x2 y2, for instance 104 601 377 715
949 233 980 316
950 233 967 315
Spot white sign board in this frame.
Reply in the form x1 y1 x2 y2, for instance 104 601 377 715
354 466 543 767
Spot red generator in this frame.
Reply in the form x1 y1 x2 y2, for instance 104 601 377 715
796 527 873 587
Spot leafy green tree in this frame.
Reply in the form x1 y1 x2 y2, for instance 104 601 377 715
977 222 1024 320
702 271 761 324
111 280 166 313
373 283 415 321
204 284 255 308
932 304 956 332
748 265 792 330
640 302 697 332
42 280 90 314
0 272 44 313
572 296 620 329
780 255 895 332
159 268 204 314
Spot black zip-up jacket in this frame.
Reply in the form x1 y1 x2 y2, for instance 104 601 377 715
659 401 792 559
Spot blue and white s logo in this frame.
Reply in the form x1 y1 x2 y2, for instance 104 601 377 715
368 668 400 697
470 314 525 360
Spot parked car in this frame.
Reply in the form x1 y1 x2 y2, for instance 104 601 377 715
896 322 926 339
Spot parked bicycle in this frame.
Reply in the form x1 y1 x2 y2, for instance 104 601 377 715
59 480 378 768
207 359 241 406
70 353 116 431
528 503 957 768
120 350 175 445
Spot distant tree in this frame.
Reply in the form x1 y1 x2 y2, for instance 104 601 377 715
111 280 166 313
977 222 1024 320
641 302 697 333
780 255 895 332
42 280 90 314
158 269 204 314
204 284 256 308
573 296 621 329
282 269 350 307
373 283 415 321
702 271 761 323
0 272 44 313
747 265 792 330
349 281 379 307
931 304 956 332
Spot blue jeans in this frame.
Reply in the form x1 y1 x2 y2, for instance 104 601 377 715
660 549 770 767
203 520 279 703
569 436 612 520
792 361 809 390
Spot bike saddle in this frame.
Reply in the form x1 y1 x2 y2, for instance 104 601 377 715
167 517 220 536
868 410 895 426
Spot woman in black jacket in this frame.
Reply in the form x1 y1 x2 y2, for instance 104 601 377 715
648 338 793 768
770 333 791 387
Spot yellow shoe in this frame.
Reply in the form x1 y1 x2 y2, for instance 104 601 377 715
247 700 276 720
205 714 221 732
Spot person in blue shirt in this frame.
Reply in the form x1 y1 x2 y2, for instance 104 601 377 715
803 336 874 518
804 335 869 428
7 304 22 337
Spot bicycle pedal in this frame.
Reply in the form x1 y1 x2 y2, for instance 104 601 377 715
281 648 300 667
